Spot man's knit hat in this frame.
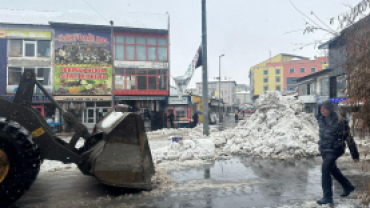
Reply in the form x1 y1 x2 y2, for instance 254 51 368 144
322 100 335 112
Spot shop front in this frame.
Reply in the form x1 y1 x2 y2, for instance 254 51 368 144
53 28 113 131
167 96 192 128
3 95 54 119
115 96 166 131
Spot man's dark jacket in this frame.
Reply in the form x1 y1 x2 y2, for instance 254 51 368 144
317 112 359 159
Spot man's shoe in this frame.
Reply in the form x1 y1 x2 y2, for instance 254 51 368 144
317 198 333 205
340 186 355 197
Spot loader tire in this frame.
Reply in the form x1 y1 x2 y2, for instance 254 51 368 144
0 118 41 206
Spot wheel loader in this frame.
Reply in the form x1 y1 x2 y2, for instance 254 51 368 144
0 70 155 206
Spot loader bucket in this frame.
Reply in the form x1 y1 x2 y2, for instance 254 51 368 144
84 112 155 190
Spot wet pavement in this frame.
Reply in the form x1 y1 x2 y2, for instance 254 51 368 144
14 156 370 208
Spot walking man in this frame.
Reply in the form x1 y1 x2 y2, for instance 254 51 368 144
316 100 360 205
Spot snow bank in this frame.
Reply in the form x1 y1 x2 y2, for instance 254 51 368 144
152 139 216 162
149 91 321 159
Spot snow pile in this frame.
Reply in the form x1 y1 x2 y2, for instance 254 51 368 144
149 91 320 159
152 139 216 162
219 91 320 159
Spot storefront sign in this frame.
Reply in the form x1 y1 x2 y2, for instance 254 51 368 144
5 30 51 39
115 96 166 101
0 30 5 38
54 29 112 96
168 96 189 105
54 96 111 101
330 97 347 104
114 60 169 69
4 95 50 103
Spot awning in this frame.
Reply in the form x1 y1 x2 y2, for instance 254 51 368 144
115 96 166 101
54 96 111 101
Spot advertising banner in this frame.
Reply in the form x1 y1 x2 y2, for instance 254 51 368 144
54 29 112 95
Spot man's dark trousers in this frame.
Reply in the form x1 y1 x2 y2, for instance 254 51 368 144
321 152 353 199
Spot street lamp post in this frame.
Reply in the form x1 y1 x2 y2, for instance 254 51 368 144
219 54 224 130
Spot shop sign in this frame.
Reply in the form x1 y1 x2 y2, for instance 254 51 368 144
330 97 347 104
115 96 166 101
5 30 51 39
0 30 5 38
5 95 50 102
114 60 169 69
168 96 189 105
54 29 112 96
54 96 111 101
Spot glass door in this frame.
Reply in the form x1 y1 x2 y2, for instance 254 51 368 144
84 108 95 124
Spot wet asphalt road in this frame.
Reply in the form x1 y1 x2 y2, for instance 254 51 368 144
14 156 369 208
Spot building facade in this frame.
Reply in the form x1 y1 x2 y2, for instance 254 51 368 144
195 80 236 111
249 53 328 101
0 9 169 130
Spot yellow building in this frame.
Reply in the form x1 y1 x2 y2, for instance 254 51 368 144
249 54 307 100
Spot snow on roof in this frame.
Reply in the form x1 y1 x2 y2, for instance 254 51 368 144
0 9 168 30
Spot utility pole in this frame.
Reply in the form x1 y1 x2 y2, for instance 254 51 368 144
218 54 224 130
202 0 209 136
110 20 115 112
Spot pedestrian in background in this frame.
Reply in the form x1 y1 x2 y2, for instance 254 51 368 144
193 112 199 127
316 100 359 205
168 111 174 128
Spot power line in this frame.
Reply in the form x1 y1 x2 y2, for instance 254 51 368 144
81 0 108 22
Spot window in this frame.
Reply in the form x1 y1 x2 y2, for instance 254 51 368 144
311 67 316 72
115 75 125 90
127 76 135 89
263 78 268 83
37 40 51 57
300 67 305 73
138 76 147 90
148 77 156 89
158 76 167 90
9 39 51 58
298 84 307 96
8 67 22 85
263 69 268 75
287 86 297 91
320 77 329 95
289 68 294 73
276 77 280 83
8 40 22 57
8 67 51 86
263 86 268 91
336 75 346 97
275 69 280 74
276 85 281 91
113 35 168 62
287 78 297 85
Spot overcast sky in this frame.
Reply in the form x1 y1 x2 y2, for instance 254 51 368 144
1 0 367 88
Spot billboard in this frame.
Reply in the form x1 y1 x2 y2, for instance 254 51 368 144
54 29 112 95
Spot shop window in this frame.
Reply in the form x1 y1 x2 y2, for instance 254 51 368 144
126 45 135 60
115 45 124 60
148 69 157 75
126 76 135 89
8 67 22 85
37 40 51 57
159 69 167 75
86 102 95 107
158 47 167 61
158 76 167 90
115 36 124 43
136 45 146 61
148 77 157 89
137 69 147 75
36 68 51 85
148 47 156 61
158 38 167 45
126 68 135 75
320 77 329 95
24 41 36 57
115 68 125 74
8 40 23 57
126 36 135 44
115 75 125 90
147 37 156 45
138 76 147 90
